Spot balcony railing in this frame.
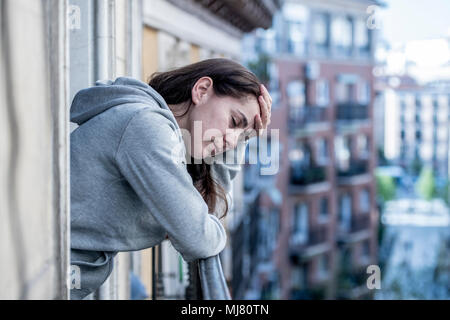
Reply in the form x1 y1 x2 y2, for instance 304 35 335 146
185 255 232 300
336 103 369 121
153 255 232 300
291 165 327 186
338 214 371 236
290 225 329 261
337 160 369 177
351 214 371 233
288 106 328 131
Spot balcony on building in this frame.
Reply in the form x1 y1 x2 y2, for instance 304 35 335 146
289 225 330 264
337 159 372 185
289 164 329 194
338 159 368 177
336 102 370 122
337 213 371 245
288 106 329 134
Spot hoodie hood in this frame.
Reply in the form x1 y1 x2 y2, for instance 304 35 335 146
70 77 170 125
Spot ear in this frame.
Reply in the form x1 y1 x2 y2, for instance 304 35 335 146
192 77 213 106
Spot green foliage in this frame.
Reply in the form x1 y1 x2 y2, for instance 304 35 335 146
247 53 271 85
415 167 436 200
376 174 396 203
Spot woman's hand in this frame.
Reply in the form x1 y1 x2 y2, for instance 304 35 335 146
242 84 272 142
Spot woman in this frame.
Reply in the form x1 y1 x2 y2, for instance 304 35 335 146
69 58 272 299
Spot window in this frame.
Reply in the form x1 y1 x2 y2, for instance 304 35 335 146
316 80 330 106
291 265 308 290
357 134 369 158
283 3 309 56
335 135 351 171
287 81 306 118
292 203 309 245
256 28 277 55
331 16 352 55
355 18 369 53
336 82 354 103
289 142 311 167
359 188 370 213
358 81 371 104
361 240 370 263
288 21 307 55
338 194 352 232
313 13 329 56
317 254 329 279
316 138 329 165
319 196 329 222
268 62 280 108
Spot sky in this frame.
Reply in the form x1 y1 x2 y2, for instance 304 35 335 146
375 0 450 75
379 0 450 44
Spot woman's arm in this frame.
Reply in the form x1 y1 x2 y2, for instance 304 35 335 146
115 108 227 262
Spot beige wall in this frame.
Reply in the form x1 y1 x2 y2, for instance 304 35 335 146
0 0 70 299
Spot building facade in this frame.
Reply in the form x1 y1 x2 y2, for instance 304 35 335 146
379 76 450 178
240 0 380 299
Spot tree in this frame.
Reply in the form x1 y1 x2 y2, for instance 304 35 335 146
376 174 396 203
416 167 436 200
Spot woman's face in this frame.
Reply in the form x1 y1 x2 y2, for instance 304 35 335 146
186 77 260 160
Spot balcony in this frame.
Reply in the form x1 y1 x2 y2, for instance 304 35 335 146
336 103 369 121
289 225 330 263
351 214 371 233
337 214 371 244
337 160 369 178
288 106 329 133
291 165 327 186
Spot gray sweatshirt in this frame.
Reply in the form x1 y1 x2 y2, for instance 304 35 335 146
70 77 247 263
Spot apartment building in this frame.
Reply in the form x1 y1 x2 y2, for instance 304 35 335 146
241 0 380 299
379 76 450 178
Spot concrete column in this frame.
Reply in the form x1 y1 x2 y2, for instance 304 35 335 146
0 0 70 299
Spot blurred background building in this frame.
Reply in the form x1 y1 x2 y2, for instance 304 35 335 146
239 0 380 300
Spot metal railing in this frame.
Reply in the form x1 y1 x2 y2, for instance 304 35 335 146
336 103 369 121
337 160 369 177
153 254 232 300
289 225 329 261
351 214 371 233
288 106 328 131
198 255 232 300
290 165 327 186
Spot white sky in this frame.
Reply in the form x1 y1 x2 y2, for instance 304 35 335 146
379 0 450 44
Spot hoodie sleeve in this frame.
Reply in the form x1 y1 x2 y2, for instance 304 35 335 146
115 109 227 262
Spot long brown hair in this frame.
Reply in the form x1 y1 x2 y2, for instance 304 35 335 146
148 58 261 219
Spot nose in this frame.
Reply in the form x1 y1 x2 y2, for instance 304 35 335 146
223 131 240 151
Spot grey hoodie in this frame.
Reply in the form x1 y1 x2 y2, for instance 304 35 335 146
70 77 247 265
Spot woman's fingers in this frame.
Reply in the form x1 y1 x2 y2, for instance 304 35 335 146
261 84 272 112
244 84 273 141
259 95 270 128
